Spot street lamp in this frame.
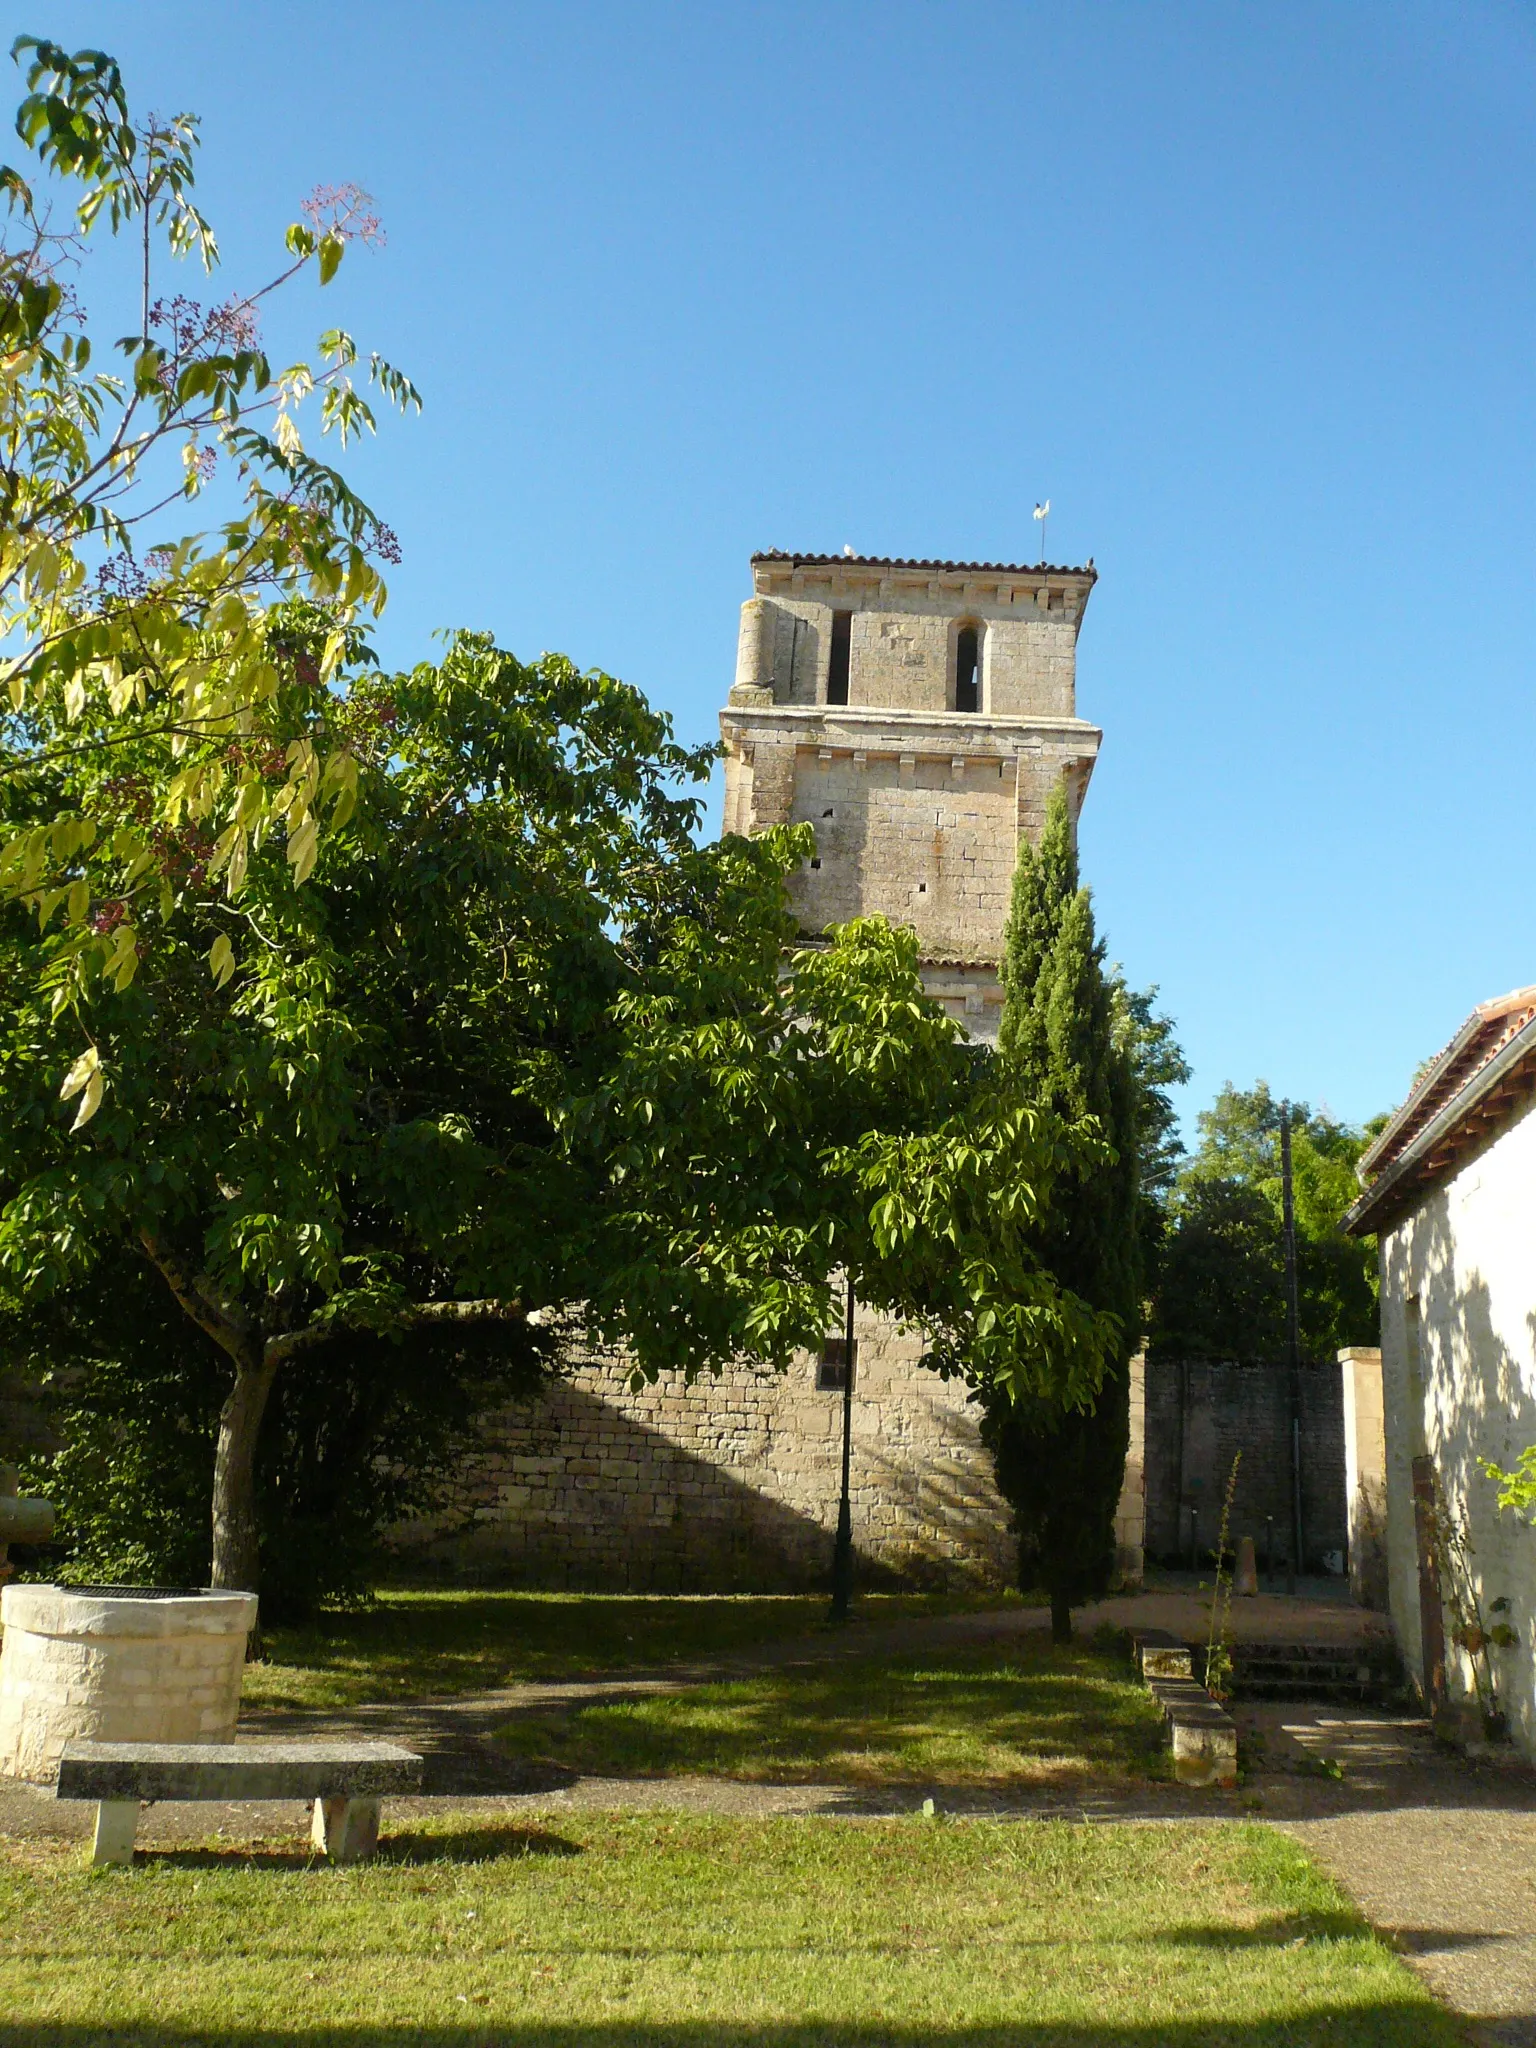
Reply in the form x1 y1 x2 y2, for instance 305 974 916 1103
829 1280 856 1623
1280 1105 1304 1596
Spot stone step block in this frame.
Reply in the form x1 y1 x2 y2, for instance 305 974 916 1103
1131 1627 1193 1681
1146 1676 1238 1788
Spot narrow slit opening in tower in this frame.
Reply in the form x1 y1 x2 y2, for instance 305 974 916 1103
955 626 979 713
827 611 852 705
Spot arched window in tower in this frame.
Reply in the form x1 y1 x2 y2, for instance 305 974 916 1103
955 624 980 713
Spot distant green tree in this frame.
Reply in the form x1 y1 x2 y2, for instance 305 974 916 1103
1110 980 1190 1305
1149 1081 1379 1360
1111 984 1189 1206
979 785 1144 1643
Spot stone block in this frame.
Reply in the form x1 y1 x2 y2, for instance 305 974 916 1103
1147 1678 1238 1788
91 1798 139 1867
311 1795 381 1864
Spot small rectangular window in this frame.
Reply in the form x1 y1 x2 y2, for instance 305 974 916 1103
816 1337 857 1391
827 611 852 705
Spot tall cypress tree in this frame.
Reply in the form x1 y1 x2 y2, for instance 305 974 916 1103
980 782 1143 1642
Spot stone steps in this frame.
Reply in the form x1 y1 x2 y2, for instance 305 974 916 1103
1227 1641 1406 1707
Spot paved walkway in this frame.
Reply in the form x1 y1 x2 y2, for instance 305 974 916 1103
1234 1702 1536 2046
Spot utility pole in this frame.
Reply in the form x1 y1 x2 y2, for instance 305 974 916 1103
829 1280 856 1623
1281 1106 1304 1596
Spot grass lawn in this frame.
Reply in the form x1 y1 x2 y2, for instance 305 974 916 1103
0 1813 1454 2045
239 1590 1021 1715
492 1639 1169 1787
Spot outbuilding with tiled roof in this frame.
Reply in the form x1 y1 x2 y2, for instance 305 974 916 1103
1346 983 1536 1761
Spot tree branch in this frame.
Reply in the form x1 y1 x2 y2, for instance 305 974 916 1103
262 1298 527 1371
137 1228 257 1371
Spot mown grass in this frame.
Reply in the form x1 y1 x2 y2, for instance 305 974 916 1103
0 1814 1454 2045
491 1640 1169 1788
240 1590 1022 1715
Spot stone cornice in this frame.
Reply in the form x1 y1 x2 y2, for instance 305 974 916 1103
750 557 1097 632
718 701 1102 764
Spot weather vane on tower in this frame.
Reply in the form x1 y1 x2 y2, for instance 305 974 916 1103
1033 499 1050 566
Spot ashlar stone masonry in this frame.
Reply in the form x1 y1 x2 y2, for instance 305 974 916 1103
722 551 1103 1038
406 1307 1013 1589
404 551 1137 1591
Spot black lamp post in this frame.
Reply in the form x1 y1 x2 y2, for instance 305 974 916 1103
829 1281 855 1623
1281 1105 1304 1595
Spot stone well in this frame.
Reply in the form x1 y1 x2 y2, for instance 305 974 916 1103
0 1584 257 1783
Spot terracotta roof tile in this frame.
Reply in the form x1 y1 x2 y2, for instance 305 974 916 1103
1362 984 1536 1180
752 551 1096 580
1347 983 1536 1233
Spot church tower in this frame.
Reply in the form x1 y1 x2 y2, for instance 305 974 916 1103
399 549 1132 1595
719 551 1103 1037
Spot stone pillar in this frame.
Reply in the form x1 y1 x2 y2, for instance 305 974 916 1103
1113 1353 1146 1587
1340 1347 1388 1609
735 599 778 695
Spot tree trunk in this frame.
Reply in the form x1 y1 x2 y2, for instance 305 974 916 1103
1050 1586 1073 1644
210 1353 278 1598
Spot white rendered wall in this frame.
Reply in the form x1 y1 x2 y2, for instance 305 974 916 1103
1377 1092 1536 1754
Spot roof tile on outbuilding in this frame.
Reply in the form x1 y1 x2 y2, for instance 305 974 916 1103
1345 984 1536 1236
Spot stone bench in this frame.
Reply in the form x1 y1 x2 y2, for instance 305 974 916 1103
57 1739 423 1866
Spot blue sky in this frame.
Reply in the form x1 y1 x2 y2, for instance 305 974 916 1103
28 2 1536 1136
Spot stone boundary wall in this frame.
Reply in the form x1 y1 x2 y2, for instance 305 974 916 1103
1114 1353 1146 1583
1142 1356 1347 1573
1340 1347 1388 1610
397 1323 1151 1596
395 1308 1016 1592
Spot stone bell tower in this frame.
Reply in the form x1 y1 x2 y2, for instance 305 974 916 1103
720 551 1103 1037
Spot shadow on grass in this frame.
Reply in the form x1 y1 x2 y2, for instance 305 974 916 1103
1160 1915 1517 1956
1157 1911 1387 1947
248 1592 1007 1710
378 1826 582 1864
134 1828 583 1872
493 1645 1165 1787
0 2013 1468 2045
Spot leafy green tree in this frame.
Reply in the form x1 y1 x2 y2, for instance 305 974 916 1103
1149 1082 1378 1360
3 1251 549 1615
2 629 1117 1600
980 784 1144 1642
0 37 417 1080
0 40 1121 1610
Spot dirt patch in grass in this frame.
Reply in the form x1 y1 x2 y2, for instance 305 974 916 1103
239 1589 1024 1715
493 1639 1168 1789
0 1813 1455 2043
